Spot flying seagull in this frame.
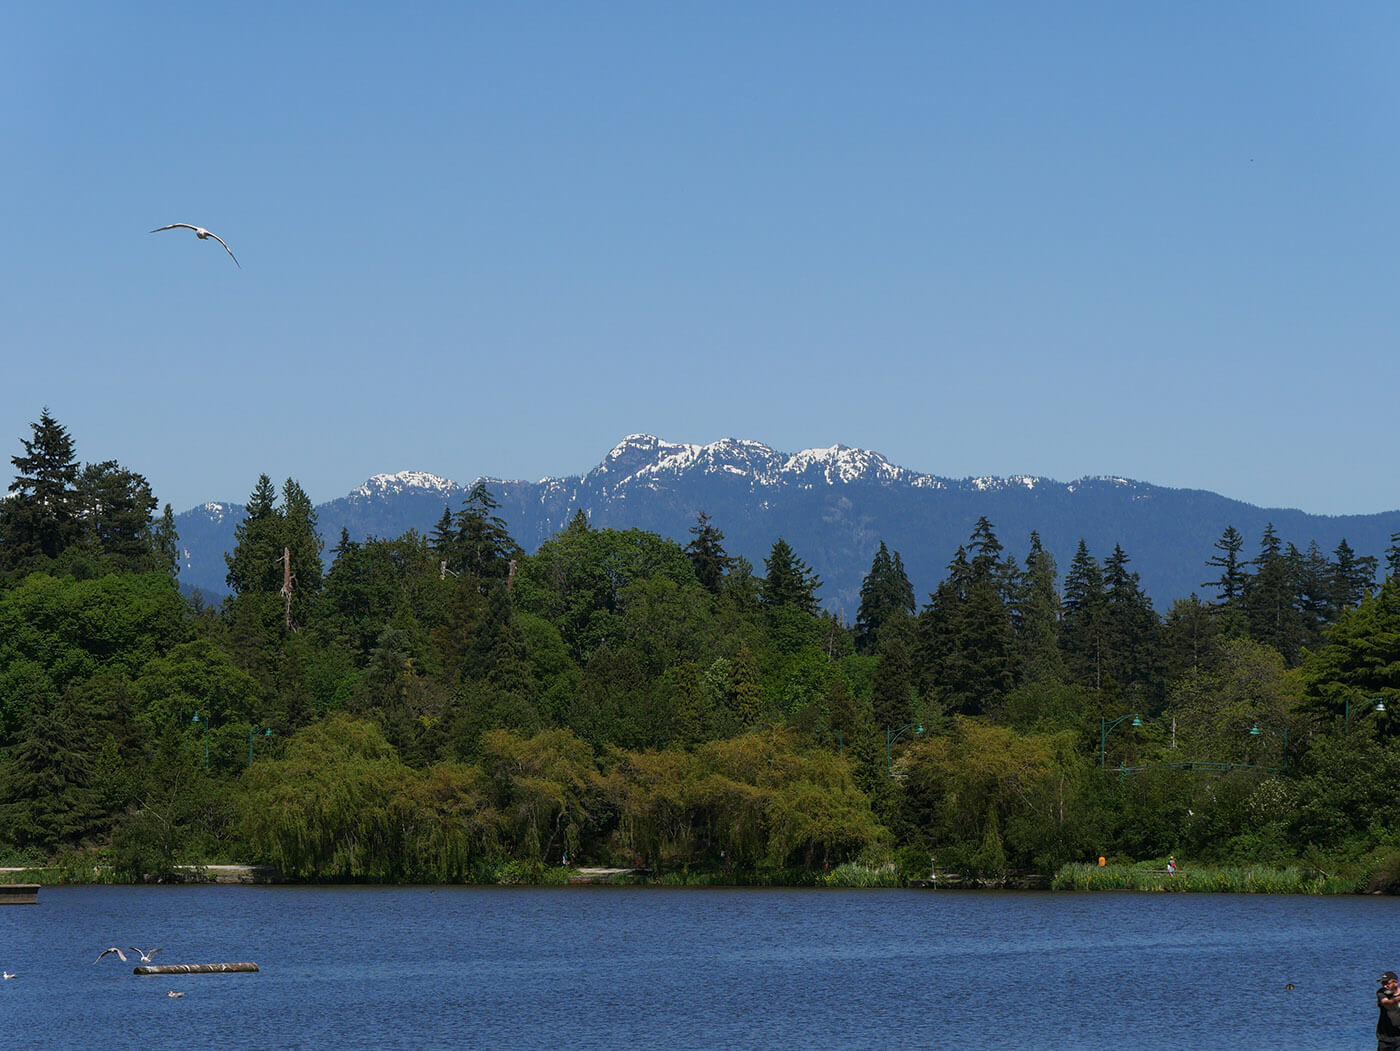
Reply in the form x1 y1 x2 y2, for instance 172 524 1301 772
149 223 240 267
130 947 164 963
96 947 127 963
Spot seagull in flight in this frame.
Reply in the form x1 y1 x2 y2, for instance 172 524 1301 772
149 223 240 267
130 947 164 963
96 947 127 963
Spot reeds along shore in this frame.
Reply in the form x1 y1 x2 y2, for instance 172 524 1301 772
1052 863 1358 894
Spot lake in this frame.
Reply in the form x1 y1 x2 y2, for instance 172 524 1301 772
0 884 1390 1048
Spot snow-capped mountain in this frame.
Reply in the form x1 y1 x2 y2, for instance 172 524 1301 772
173 435 1400 611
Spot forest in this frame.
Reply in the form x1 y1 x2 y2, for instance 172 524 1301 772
3 409 1400 888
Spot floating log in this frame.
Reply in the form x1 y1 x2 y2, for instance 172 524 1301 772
0 884 39 905
135 962 259 975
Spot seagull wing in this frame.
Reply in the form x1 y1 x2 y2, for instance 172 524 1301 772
149 223 198 234
205 231 240 268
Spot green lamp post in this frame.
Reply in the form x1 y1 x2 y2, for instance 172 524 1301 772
1099 713 1142 770
885 722 924 774
248 725 273 764
191 712 210 771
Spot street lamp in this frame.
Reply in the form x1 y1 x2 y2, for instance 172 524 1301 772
1345 696 1387 736
1099 713 1142 770
885 722 924 774
191 712 210 771
248 726 273 764
1249 722 1288 772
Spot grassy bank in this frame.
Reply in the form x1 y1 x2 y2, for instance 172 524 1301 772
1052 862 1358 894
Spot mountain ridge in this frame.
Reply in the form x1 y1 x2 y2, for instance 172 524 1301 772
173 435 1400 612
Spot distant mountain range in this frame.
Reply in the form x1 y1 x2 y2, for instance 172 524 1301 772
174 435 1400 613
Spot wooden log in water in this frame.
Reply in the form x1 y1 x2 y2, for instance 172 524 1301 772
134 962 259 975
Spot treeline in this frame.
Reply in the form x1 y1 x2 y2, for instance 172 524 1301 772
3 410 1400 887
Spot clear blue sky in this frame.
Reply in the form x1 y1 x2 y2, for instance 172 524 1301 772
5 3 1397 516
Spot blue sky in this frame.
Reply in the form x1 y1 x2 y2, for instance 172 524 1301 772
5 3 1398 515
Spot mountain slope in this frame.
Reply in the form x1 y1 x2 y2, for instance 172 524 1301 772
174 435 1400 612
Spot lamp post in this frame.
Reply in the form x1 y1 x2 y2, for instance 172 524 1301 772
191 712 210 771
1345 696 1387 736
885 722 924 774
1248 722 1288 772
1099 713 1142 770
248 726 273 764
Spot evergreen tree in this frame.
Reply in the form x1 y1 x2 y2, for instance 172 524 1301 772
223 476 324 630
921 520 1017 715
1293 540 1335 647
1160 595 1219 682
72 460 160 571
1330 538 1377 616
1101 544 1162 691
730 646 763 730
1386 530 1400 583
281 478 324 601
1061 540 1107 691
871 623 915 729
429 507 455 561
0 409 81 567
1014 532 1064 685
449 483 520 581
759 538 822 614
152 504 180 580
854 541 915 654
1203 525 1249 607
684 511 733 595
225 475 282 594
1243 524 1304 664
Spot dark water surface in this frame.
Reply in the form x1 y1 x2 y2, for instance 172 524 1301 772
0 884 1390 1048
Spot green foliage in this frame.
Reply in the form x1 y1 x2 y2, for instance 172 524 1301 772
6 420 1400 887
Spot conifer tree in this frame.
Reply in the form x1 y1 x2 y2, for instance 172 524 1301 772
921 521 1017 715
684 511 733 595
450 483 520 581
855 541 915 654
225 474 282 594
871 623 915 729
730 646 763 730
759 538 822 614
0 409 81 567
1204 525 1249 607
1101 544 1162 690
152 504 180 580
1330 538 1377 616
1243 525 1303 663
1014 532 1064 684
1061 540 1107 690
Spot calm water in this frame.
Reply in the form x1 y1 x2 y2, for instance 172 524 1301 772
0 884 1391 1049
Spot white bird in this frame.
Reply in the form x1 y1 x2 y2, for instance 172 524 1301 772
96 947 127 963
2 972 15 979
149 223 240 267
130 946 164 963
167 990 184 998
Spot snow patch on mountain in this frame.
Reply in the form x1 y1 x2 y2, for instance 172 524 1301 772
595 435 928 490
351 471 460 499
